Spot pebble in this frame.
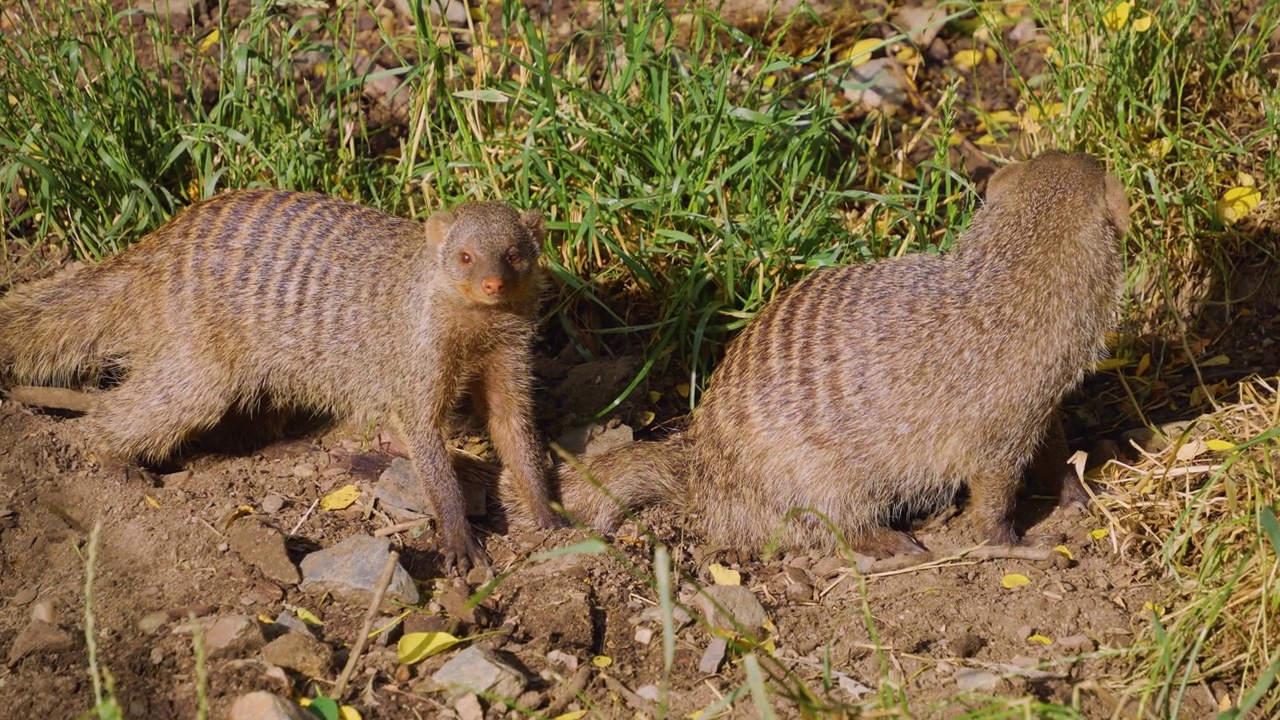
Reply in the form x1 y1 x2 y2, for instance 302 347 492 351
29 599 56 624
455 693 484 720
227 691 315 720
781 566 814 603
953 668 1000 692
299 535 420 609
227 517 301 585
892 5 950 47
698 636 728 674
634 627 653 645
6 619 75 666
694 585 768 636
150 646 165 665
546 649 578 670
636 684 660 701
292 464 317 480
376 457 486 520
261 494 286 514
260 632 334 678
1007 17 1041 47
204 614 266 659
274 611 314 637
138 611 171 635
1058 634 1096 653
430 645 528 703
11 587 37 606
842 58 910 114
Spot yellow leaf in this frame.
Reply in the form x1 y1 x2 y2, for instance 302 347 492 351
895 46 921 66
843 38 881 67
294 607 324 626
1131 10 1154 32
7 94 17 105
222 505 256 530
1237 171 1257 187
639 411 656 427
1026 633 1053 645
1206 439 1235 452
676 383 690 398
397 631 461 664
198 28 220 54
984 47 997 63
1143 601 1166 615
554 712 589 720
592 655 613 668
257 614 275 624
952 49 984 70
1135 352 1151 377
1094 357 1130 371
1001 573 1030 589
1200 354 1230 367
1146 137 1173 159
985 110 1020 127
1177 438 1208 460
339 707 362 720
144 494 161 509
1103 2 1131 30
1090 528 1109 541
648 390 661 403
321 484 361 511
708 563 741 586
1053 545 1074 560
974 133 998 146
1216 186 1262 223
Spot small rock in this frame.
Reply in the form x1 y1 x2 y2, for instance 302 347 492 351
1011 655 1039 668
953 668 1000 692
6 619 76 666
811 556 847 577
634 627 653 645
299 535 419 609
204 614 265 659
162 469 193 483
836 673 873 699
11 587 37 606
546 649 579 670
455 693 484 720
29 599 57 624
782 566 813 603
892 5 950 47
227 691 314 720
228 517 301 586
150 646 165 665
292 464 317 480
694 585 768 636
698 636 728 674
947 632 983 658
273 612 312 637
376 457 486 520
1058 634 1096 653
261 494 286 514
260 632 334 678
1007 17 1041 47
841 58 910 114
430 645 527 703
138 611 171 635
515 689 543 710
636 684 660 701
636 604 692 630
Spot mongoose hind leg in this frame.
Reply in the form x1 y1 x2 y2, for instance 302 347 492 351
89 357 238 464
1026 414 1093 510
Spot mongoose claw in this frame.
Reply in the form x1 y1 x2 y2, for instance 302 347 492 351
442 534 490 575
532 506 570 530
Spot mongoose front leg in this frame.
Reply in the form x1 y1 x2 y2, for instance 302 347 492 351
967 468 1021 546
392 413 486 573
477 347 565 529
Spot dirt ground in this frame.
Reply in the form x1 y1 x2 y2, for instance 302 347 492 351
1 1 1273 719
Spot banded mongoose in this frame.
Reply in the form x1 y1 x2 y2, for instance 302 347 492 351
535 150 1129 557
0 190 563 570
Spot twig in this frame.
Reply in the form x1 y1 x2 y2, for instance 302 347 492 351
333 550 400 699
373 518 429 538
862 545 1065 576
545 664 592 716
289 498 320 537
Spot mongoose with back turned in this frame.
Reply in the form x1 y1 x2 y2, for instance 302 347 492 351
0 189 562 571
526 150 1129 556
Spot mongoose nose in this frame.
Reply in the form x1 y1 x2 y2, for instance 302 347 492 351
482 277 505 295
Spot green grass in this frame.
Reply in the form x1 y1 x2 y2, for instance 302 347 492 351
3 0 1279 716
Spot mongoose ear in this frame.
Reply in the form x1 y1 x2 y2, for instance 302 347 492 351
1103 174 1130 237
425 211 456 250
520 210 546 247
984 161 1024 204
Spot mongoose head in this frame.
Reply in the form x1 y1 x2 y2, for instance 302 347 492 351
425 202 546 306
984 150 1130 237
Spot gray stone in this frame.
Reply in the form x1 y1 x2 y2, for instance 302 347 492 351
376 457 486 520
204 614 265 659
455 693 484 720
227 691 314 720
5 619 76 666
892 5 950 48
260 632 333 678
698 636 727 674
228 517 301 586
841 58 910 114
261 494 286 514
430 645 527 703
1058 634 1096 653
954 668 1001 692
299 535 419 609
694 585 768 636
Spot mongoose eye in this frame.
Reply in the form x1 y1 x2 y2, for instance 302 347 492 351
459 251 473 265
506 246 522 265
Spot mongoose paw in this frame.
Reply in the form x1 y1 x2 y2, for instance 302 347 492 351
1058 474 1097 511
984 523 1021 548
532 506 570 530
442 534 490 575
850 528 928 559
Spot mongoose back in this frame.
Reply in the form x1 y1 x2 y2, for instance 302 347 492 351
0 189 562 570
538 150 1129 556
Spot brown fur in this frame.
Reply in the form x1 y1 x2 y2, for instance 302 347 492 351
534 150 1130 557
0 189 562 570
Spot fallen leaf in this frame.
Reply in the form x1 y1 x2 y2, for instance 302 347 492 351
294 607 324 626
1216 186 1262 223
1027 633 1053 645
1206 439 1235 452
676 383 690 398
1143 601 1167 616
1146 137 1173 159
1103 1 1131 30
1200 354 1230 367
592 655 613 668
1176 438 1208 460
554 712 589 720
1094 357 1130 371
223 505 256 530
1135 352 1151 377
1026 102 1065 121
639 411 656 427
144 494 160 509
321 484 361 511
648 390 661 403
1053 545 1074 560
1131 10 1154 31
895 46 921 66
843 38 881 67
984 110 1021 128
339 706 362 720
952 49 984 70
708 563 742 586
198 28 220 54
1001 573 1030 589
398 632 462 665
1090 528 1110 541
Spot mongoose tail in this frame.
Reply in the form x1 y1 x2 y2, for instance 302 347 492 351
0 263 136 386
512 433 695 530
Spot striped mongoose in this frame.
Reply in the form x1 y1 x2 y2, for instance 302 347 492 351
531 150 1129 557
0 190 562 571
